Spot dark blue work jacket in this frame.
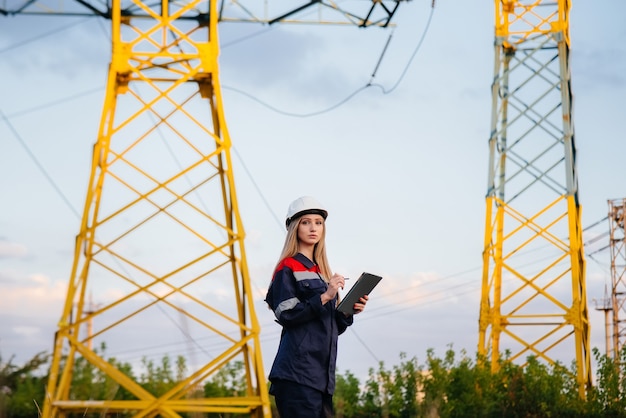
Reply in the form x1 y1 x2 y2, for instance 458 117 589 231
265 253 353 395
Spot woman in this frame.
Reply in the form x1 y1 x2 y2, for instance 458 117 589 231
265 196 368 418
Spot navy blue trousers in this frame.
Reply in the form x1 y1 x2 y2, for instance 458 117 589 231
270 379 334 418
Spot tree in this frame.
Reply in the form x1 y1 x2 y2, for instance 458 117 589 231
389 353 419 418
588 346 626 417
334 370 361 418
6 344 626 417
0 351 49 418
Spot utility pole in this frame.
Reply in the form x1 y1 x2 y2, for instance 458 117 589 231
593 285 613 358
608 198 626 359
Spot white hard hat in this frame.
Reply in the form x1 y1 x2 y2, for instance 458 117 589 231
285 196 328 228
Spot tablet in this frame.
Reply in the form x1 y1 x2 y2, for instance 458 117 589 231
336 272 382 315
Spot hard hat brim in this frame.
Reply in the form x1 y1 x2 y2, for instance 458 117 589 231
285 209 328 228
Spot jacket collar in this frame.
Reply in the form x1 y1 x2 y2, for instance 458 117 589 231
294 252 316 269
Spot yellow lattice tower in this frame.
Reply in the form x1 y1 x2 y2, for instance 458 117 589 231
40 1 272 415
1 0 405 416
478 0 592 396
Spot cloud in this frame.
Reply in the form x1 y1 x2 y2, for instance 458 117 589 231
219 24 384 106
12 326 40 337
0 273 66 316
0 272 65 363
21 17 109 66
0 240 27 259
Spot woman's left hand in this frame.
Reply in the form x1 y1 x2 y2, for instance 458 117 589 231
353 294 369 314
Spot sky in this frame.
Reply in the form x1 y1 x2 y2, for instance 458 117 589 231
1 0 626 387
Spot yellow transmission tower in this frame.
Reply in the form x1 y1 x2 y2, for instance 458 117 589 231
478 0 592 396
2 0 405 416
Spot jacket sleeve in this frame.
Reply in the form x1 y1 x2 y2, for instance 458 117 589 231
266 267 328 327
336 311 353 335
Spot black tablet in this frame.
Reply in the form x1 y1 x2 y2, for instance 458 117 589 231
336 272 382 315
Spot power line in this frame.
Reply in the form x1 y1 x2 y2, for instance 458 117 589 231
231 146 284 232
221 2 437 118
221 26 277 49
3 87 104 119
0 17 89 54
368 2 435 94
1 109 81 218
222 83 371 118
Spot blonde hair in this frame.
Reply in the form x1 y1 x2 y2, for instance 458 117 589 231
275 216 332 281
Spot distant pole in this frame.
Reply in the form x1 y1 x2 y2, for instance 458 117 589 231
593 286 613 358
608 198 626 359
84 293 94 351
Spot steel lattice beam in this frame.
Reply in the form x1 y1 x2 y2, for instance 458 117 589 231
0 0 408 26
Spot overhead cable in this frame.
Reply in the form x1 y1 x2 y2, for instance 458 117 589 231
0 17 88 54
222 2 436 118
1 109 81 218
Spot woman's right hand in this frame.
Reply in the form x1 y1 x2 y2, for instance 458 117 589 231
321 273 345 305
